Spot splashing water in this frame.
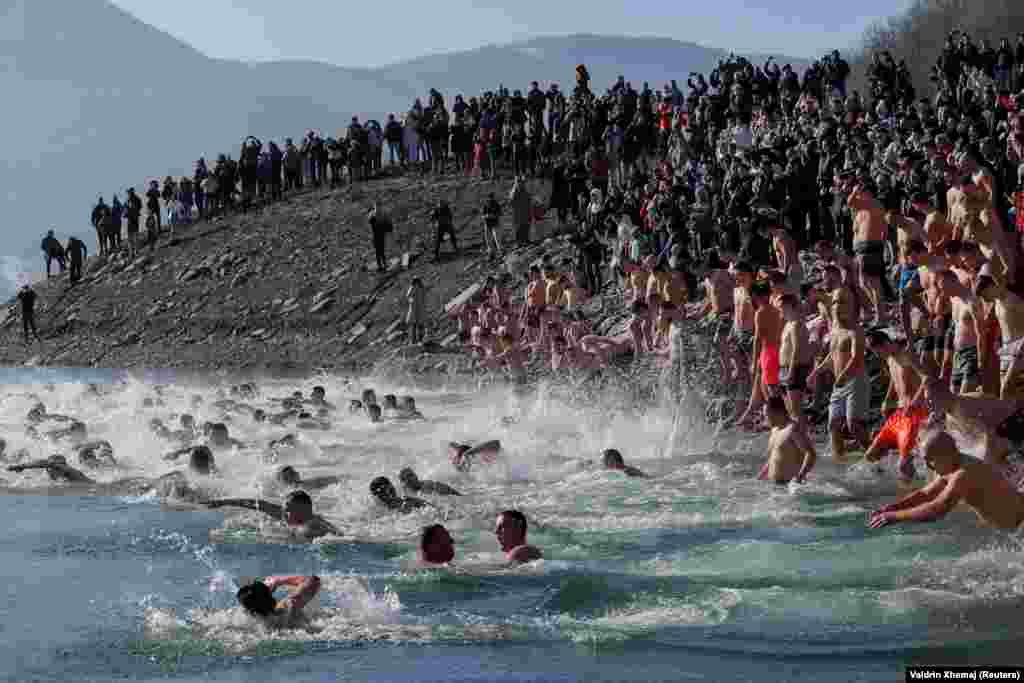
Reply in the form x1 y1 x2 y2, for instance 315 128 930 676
3 370 1024 680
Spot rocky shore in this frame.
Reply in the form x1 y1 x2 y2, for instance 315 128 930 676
0 173 621 376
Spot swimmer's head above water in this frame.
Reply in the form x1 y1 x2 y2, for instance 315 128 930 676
398 467 421 491
311 386 326 403
369 477 400 507
236 581 276 617
283 490 315 525
601 449 626 470
367 404 382 423
276 465 301 486
419 523 454 565
382 395 398 410
348 400 363 413
189 446 215 475
361 389 377 406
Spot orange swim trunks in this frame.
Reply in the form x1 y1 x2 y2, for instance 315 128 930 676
874 406 929 458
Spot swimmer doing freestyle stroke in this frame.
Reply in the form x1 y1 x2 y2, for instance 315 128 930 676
205 490 339 541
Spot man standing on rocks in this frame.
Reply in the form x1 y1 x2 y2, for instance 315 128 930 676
17 283 41 344
368 203 392 272
65 236 87 286
482 193 503 260
431 199 458 261
40 230 65 277
125 188 142 257
509 177 532 247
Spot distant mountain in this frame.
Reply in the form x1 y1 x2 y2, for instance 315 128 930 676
0 0 807 295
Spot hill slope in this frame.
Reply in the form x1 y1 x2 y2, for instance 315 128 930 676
0 175 579 372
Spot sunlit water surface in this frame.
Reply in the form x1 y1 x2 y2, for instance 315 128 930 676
1 369 1022 683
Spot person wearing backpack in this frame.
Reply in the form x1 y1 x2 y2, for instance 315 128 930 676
368 203 392 272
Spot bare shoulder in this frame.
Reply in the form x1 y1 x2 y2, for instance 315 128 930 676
509 545 543 563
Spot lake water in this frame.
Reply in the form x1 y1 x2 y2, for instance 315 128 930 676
2 370 1023 682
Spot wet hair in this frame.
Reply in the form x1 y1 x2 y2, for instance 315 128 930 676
361 389 377 405
269 463 300 486
367 404 382 421
370 476 398 503
189 446 214 474
765 396 788 415
420 523 447 551
400 396 416 411
602 449 625 468
284 490 313 513
398 467 420 490
311 386 326 399
237 580 276 617
209 423 229 442
298 412 313 420
349 399 363 413
383 395 398 410
499 509 528 532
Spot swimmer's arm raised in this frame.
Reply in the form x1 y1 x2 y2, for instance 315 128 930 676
269 575 321 610
204 498 284 518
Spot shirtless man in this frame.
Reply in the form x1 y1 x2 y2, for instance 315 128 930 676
579 300 649 362
551 335 603 372
917 252 953 379
737 281 783 426
236 575 321 628
767 224 802 292
399 467 462 496
847 179 889 325
369 476 429 513
205 490 339 541
694 250 736 383
778 293 815 429
495 510 543 563
935 269 985 394
449 440 502 472
958 148 1017 285
864 330 931 480
484 332 529 384
725 261 757 381
601 448 646 477
911 192 953 256
757 396 817 484
974 263 1024 399
812 284 870 460
868 431 1024 531
274 465 342 492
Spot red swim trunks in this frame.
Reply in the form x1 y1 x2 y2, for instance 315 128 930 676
874 406 929 458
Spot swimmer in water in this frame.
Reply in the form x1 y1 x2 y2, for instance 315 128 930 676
382 395 400 415
204 422 244 450
448 440 502 472
367 404 383 423
275 465 342 491
369 476 429 513
868 430 1024 531
205 490 339 541
398 396 424 419
418 524 455 566
757 396 817 484
74 440 116 468
348 400 363 414
495 510 543 563
163 444 217 470
236 574 321 629
601 449 647 477
361 389 378 406
306 386 335 411
398 468 462 496
7 455 93 483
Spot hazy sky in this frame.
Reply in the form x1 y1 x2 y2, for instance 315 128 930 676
109 0 912 67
